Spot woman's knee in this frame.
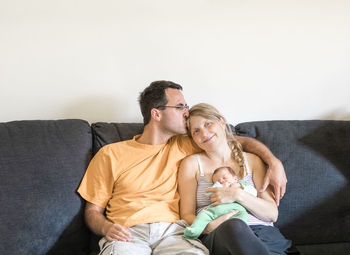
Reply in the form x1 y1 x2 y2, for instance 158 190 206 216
216 218 250 237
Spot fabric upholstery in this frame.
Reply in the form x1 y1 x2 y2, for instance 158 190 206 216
0 120 92 255
297 242 350 255
1 119 349 255
235 120 350 247
91 122 144 155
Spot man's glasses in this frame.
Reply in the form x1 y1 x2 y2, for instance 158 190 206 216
156 104 189 111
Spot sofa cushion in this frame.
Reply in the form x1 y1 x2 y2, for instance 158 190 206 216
235 120 350 246
297 242 350 255
0 120 92 255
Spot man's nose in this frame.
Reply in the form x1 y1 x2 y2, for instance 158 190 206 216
183 109 189 118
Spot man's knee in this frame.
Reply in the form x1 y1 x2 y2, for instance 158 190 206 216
98 237 151 255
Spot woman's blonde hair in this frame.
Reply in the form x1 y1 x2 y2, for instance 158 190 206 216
188 103 247 178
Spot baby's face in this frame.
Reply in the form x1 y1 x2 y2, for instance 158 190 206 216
212 168 238 187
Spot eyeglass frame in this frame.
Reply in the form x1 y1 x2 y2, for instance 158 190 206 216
156 104 189 111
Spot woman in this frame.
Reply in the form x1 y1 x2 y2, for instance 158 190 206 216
178 103 292 255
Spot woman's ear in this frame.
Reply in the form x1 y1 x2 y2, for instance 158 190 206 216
219 116 227 126
151 108 161 122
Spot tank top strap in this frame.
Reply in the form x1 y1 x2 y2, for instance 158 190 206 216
195 154 204 176
243 152 252 175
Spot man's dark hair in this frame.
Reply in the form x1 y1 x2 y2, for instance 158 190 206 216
138 80 183 125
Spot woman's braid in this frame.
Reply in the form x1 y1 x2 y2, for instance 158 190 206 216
226 125 246 179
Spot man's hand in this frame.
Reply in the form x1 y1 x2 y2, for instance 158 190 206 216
235 136 287 206
85 202 132 242
104 222 132 242
203 211 239 234
206 183 241 206
260 159 287 206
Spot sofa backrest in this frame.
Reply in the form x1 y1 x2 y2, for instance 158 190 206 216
0 120 92 255
91 122 144 154
235 120 350 245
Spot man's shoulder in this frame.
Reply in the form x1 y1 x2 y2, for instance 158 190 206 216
98 138 137 154
169 134 191 145
169 135 199 153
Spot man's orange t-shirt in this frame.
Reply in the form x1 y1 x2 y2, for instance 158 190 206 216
77 134 198 228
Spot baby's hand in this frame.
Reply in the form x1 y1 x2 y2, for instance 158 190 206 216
212 182 223 188
205 182 222 198
224 182 235 188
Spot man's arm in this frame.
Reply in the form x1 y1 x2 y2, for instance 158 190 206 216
235 136 287 206
85 202 131 242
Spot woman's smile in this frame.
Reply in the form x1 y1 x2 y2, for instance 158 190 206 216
202 134 215 143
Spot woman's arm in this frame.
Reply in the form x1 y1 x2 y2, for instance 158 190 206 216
207 153 278 222
235 135 287 205
235 153 279 222
178 155 199 225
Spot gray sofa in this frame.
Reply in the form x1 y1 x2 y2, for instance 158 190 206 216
0 119 349 254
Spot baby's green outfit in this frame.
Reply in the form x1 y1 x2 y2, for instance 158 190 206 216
184 181 257 239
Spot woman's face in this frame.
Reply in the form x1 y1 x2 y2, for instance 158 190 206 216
189 115 226 151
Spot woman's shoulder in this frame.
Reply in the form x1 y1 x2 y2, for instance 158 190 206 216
245 152 264 165
181 153 200 166
244 152 266 179
179 153 201 179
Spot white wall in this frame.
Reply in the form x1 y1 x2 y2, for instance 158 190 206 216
1 0 350 125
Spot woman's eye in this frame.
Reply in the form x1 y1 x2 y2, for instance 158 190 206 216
205 122 211 127
193 130 199 135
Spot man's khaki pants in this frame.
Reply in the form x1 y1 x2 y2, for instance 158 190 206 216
98 220 209 255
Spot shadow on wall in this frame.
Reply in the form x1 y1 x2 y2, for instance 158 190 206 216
318 108 350 120
62 95 141 123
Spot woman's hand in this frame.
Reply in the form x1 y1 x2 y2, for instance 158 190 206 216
203 210 239 234
206 183 242 206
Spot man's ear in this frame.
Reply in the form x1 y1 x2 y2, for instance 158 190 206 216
151 108 161 122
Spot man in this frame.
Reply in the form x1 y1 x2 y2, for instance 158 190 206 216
77 80 287 255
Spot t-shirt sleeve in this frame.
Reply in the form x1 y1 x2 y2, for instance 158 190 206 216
77 146 116 209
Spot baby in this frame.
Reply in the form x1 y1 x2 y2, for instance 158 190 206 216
210 166 257 196
184 166 257 239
